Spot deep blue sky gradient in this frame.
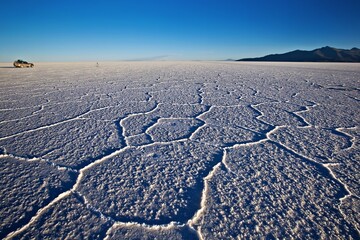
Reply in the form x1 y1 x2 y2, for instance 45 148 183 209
1 0 359 61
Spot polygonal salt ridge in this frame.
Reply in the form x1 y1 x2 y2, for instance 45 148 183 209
0 156 76 239
201 85 241 98
269 126 353 163
252 102 310 127
0 119 122 169
77 141 222 225
330 150 360 197
9 193 111 240
121 113 159 137
0 147 75 173
115 88 156 102
253 101 306 112
294 82 360 106
0 101 93 138
201 95 244 107
155 103 208 118
196 141 358 239
191 125 263 147
121 103 209 137
299 102 359 128
79 101 157 121
335 127 359 149
146 118 204 142
125 133 153 147
0 94 49 110
105 222 198 240
150 88 201 104
0 106 43 123
337 195 360 232
198 105 271 133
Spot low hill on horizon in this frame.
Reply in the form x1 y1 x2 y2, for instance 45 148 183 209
237 46 360 62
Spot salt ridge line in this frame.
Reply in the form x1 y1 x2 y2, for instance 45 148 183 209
248 85 358 221
0 112 41 124
119 102 160 135
187 123 283 239
249 104 268 123
5 191 72 239
230 125 282 149
323 162 359 233
75 191 113 222
5 103 208 239
0 100 112 124
252 100 315 128
77 117 113 122
84 104 235 234
0 148 77 173
122 107 214 148
196 86 205 105
251 105 359 233
103 221 189 240
292 103 318 128
250 100 280 108
144 117 201 135
187 162 222 240
189 105 212 140
335 127 358 151
31 105 45 115
344 93 360 102
102 104 268 239
187 127 281 239
5 146 131 240
0 105 45 123
0 99 80 112
291 92 300 98
0 106 112 141
7 143 200 238
220 148 233 174
0 106 38 111
268 136 357 229
5 106 356 236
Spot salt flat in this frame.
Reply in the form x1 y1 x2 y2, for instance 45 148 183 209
0 61 359 239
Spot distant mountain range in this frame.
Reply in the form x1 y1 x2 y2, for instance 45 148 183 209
237 46 360 62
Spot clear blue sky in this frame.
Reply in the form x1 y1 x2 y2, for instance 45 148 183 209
1 0 359 61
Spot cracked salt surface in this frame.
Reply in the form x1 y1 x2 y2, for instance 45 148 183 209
1 61 359 239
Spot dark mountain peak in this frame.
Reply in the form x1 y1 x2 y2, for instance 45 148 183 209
321 46 334 50
237 46 360 62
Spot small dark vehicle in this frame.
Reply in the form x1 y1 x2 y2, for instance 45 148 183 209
13 59 34 68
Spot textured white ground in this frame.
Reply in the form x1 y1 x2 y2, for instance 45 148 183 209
0 61 359 239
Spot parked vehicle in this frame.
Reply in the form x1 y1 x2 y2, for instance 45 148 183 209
13 59 34 68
